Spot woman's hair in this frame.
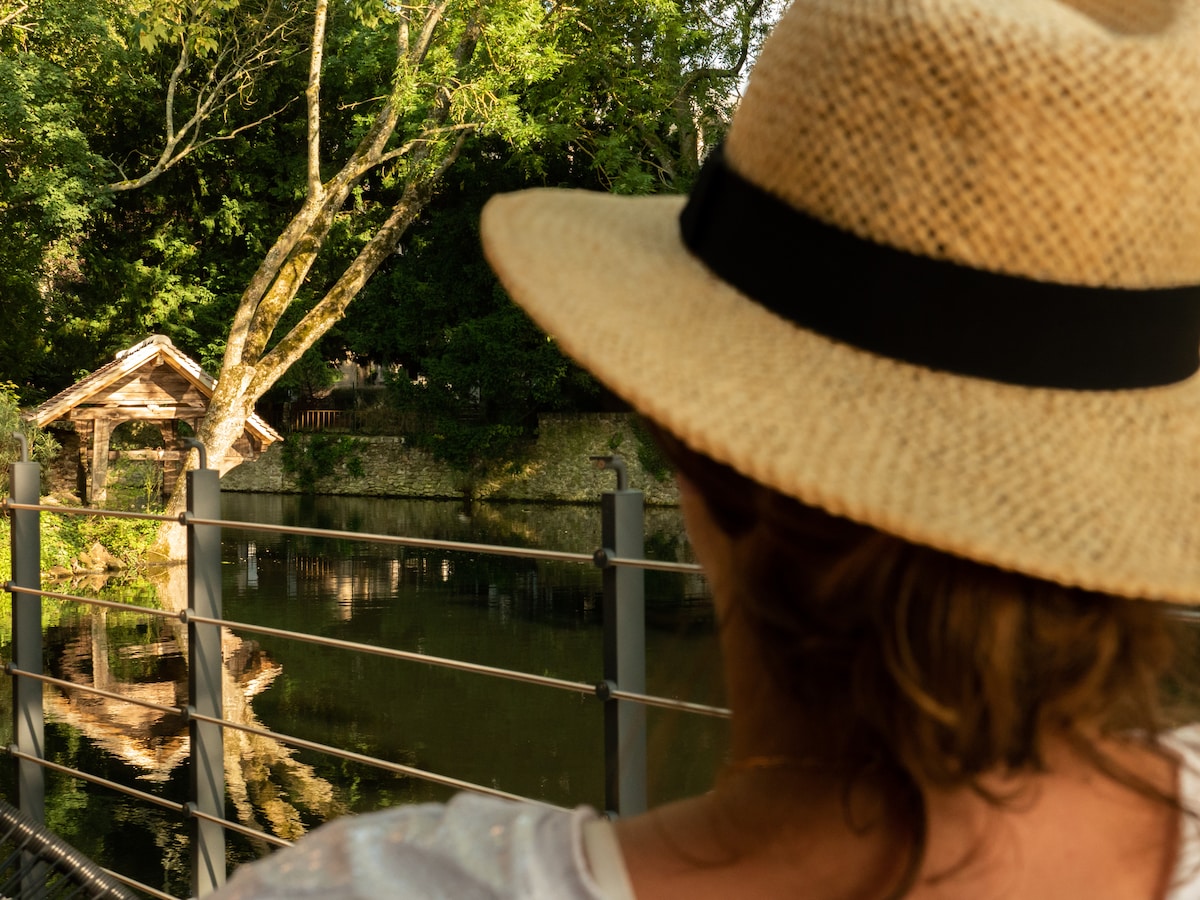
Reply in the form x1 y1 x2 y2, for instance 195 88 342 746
649 421 1189 893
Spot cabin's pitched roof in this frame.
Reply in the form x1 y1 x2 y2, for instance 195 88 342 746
26 335 281 445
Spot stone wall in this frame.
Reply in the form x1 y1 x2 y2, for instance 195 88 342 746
219 413 680 506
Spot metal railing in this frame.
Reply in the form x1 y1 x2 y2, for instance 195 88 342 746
289 409 352 432
3 440 723 898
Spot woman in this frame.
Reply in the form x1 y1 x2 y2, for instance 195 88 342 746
215 0 1200 896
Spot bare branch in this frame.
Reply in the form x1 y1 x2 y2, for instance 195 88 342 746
163 35 190 163
375 123 476 166
0 3 28 29
106 101 297 191
337 94 388 112
104 1 305 193
397 7 409 61
678 0 767 93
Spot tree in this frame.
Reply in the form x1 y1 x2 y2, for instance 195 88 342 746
328 0 781 477
176 0 779 492
0 0 781 552
0 0 114 392
0 0 321 400
153 0 568 553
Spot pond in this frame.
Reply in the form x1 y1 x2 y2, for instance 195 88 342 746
0 493 725 896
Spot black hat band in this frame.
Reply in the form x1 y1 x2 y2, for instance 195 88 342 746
680 146 1200 391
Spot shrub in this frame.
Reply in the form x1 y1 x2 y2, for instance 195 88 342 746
280 433 365 492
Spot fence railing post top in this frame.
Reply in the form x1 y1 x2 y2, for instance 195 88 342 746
10 431 28 463
590 455 629 491
183 438 208 470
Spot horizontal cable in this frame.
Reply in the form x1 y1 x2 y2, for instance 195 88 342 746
2 501 176 524
5 505 700 572
187 806 291 849
597 555 702 574
187 710 563 809
12 615 726 724
188 613 597 696
0 585 180 620
6 748 184 815
7 667 180 716
609 688 730 718
9 608 723 727
188 516 596 565
6 747 292 853
103 868 180 900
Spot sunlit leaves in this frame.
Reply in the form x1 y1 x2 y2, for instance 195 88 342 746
132 0 241 57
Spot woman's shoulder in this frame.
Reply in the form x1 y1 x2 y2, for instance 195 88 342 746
211 793 604 899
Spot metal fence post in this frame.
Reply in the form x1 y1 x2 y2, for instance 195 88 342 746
594 456 646 817
8 433 43 824
185 440 225 896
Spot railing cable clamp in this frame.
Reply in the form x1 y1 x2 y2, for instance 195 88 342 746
594 680 617 702
593 548 613 569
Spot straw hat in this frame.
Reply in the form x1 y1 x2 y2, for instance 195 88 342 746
481 0 1200 603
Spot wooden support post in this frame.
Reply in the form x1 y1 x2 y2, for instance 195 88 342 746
89 418 113 506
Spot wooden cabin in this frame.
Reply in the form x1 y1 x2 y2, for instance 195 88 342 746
26 335 280 505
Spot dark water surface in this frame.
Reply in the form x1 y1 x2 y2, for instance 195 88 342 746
3 494 726 896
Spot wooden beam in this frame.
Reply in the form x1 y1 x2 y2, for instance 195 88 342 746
107 450 185 461
90 418 112 506
66 406 209 422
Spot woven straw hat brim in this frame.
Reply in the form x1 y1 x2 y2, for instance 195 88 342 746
482 188 1200 605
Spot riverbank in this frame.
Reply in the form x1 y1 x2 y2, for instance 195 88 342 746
219 413 681 505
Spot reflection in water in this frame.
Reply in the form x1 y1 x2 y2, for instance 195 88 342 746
17 495 723 894
48 611 189 780
215 495 725 816
46 612 281 782
44 605 345 843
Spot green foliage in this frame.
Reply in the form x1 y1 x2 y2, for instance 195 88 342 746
0 382 59 497
0 517 161 698
104 459 164 512
36 510 159 571
0 0 783 480
631 417 673 484
280 433 365 492
0 0 304 396
103 422 167 511
273 346 343 402
0 2 114 393
0 507 158 579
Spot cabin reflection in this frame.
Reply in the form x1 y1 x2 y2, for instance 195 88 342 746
46 611 281 782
